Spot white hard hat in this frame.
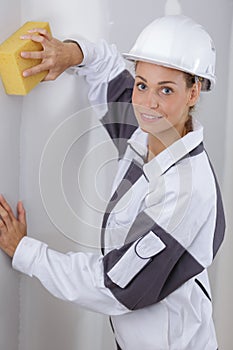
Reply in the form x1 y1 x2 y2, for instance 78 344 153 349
123 15 216 91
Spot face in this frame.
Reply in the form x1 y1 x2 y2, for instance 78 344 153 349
132 61 200 138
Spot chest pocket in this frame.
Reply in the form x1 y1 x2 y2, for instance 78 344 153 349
107 231 166 288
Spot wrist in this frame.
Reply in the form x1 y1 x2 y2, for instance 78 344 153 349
63 40 84 67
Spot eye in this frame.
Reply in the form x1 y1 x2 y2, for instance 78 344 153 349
136 82 147 91
161 87 173 95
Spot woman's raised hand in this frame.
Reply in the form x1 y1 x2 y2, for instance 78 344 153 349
0 195 27 258
20 28 84 81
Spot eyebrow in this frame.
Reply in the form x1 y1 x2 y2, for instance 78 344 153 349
135 75 177 85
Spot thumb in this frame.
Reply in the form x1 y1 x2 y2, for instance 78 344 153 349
17 201 27 225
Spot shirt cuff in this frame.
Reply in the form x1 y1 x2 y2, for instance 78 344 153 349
12 236 47 277
75 39 98 66
63 38 98 68
63 38 97 68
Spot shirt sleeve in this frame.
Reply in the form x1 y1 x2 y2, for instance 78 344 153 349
12 236 129 315
71 38 127 108
70 38 138 157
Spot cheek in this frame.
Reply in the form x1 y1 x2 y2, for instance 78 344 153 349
167 96 189 115
132 86 149 107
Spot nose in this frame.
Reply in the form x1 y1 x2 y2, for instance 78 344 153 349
145 91 159 109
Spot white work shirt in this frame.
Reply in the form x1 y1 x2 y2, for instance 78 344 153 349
13 39 225 350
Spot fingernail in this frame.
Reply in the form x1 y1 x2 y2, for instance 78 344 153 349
23 71 29 77
20 35 27 39
21 52 26 57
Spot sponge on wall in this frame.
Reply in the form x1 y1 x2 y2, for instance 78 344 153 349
0 21 51 95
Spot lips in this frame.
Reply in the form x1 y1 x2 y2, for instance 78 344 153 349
140 113 163 122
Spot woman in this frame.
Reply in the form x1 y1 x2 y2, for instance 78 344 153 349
0 15 225 349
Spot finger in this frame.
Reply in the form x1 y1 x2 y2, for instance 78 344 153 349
17 201 27 226
21 50 45 60
22 63 49 77
42 71 59 81
20 33 46 44
0 218 7 233
27 28 52 40
0 204 13 231
0 195 15 221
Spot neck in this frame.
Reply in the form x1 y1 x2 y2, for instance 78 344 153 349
147 126 187 161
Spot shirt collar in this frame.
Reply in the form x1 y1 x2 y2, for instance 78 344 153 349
127 118 204 182
127 127 148 161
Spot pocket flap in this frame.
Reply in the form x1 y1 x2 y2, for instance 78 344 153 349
135 231 166 259
107 231 166 288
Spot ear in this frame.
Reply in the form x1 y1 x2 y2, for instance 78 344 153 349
188 81 202 107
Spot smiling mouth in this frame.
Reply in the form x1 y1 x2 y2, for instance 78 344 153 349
141 113 163 121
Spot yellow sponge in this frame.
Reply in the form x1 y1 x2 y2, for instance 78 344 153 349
0 21 51 95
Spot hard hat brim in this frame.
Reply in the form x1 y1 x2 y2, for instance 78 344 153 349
122 53 215 92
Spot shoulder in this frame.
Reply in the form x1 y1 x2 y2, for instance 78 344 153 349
107 69 135 103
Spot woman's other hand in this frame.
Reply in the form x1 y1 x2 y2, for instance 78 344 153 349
0 195 27 258
20 28 84 81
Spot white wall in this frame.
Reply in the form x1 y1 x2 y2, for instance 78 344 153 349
0 2 22 350
19 2 116 350
214 13 233 350
0 0 232 349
